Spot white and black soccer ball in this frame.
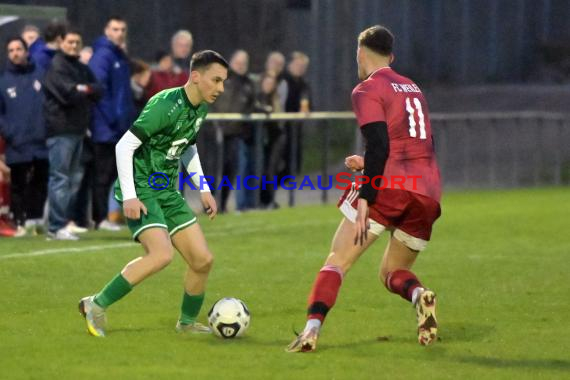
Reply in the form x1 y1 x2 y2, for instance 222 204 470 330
207 297 250 339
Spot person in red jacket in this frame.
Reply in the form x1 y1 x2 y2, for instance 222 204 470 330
144 51 189 100
0 140 15 237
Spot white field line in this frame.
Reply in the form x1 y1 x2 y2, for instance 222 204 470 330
0 219 335 261
0 242 136 260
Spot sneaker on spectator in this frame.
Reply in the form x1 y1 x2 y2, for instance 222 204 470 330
25 219 45 236
0 219 16 237
47 228 79 241
97 219 121 232
66 221 88 234
26 218 46 236
14 225 27 238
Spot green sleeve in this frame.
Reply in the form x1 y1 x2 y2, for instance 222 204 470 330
129 97 172 142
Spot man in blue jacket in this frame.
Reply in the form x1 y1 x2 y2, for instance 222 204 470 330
0 37 48 237
30 21 67 72
89 16 135 231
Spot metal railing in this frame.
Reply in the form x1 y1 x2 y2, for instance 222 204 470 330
203 111 569 208
206 112 354 208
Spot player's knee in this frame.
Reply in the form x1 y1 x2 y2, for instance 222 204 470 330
193 252 214 273
153 249 174 270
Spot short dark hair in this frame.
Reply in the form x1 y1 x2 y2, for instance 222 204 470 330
106 15 127 26
43 20 67 43
5 36 27 51
154 50 170 63
190 50 229 72
358 25 394 56
130 58 150 75
63 28 82 39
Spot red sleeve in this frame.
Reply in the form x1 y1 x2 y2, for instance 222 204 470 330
351 82 385 127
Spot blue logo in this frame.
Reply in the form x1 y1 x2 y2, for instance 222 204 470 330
148 172 170 190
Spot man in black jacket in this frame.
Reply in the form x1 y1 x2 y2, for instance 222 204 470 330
43 29 101 240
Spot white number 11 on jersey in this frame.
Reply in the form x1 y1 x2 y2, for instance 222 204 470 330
405 97 426 139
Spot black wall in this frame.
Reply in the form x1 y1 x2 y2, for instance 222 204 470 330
2 0 570 110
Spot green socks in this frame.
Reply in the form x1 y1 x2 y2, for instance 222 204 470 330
93 273 133 308
92 275 203 325
179 292 205 325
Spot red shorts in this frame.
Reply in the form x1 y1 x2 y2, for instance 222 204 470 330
337 184 441 241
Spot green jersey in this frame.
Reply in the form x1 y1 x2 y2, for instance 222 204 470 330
114 87 208 201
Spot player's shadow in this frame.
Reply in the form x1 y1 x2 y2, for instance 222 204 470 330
319 336 404 352
436 321 495 342
453 356 570 372
109 326 166 334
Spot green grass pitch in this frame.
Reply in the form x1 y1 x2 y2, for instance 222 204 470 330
0 188 569 379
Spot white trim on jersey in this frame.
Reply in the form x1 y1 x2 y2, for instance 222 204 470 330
116 130 143 200
180 145 211 192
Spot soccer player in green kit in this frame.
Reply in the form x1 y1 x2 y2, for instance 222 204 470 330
79 50 229 337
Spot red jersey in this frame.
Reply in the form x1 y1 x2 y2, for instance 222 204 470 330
351 67 441 203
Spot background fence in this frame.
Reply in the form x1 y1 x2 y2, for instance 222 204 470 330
188 111 570 209
3 1 570 110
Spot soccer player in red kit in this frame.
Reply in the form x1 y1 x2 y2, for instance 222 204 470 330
287 25 442 352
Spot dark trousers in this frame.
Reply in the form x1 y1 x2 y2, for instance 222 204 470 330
9 159 49 226
260 123 286 206
281 122 303 178
92 143 117 224
220 135 239 213
73 137 94 227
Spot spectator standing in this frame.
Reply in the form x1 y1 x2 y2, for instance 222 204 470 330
79 46 93 65
252 51 287 108
170 30 193 73
43 30 102 240
255 71 285 209
144 51 188 100
0 144 15 237
89 16 135 231
210 50 256 212
21 25 41 56
282 51 311 176
130 58 151 115
0 37 48 237
31 21 67 71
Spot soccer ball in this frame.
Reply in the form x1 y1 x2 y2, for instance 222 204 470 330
207 298 250 339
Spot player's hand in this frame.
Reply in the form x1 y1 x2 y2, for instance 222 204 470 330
123 198 147 220
354 198 370 246
0 160 9 182
345 155 364 172
200 191 217 220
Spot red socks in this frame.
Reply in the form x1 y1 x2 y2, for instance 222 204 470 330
385 269 422 302
306 265 344 323
305 266 422 325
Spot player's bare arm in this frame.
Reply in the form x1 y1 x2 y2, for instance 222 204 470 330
200 192 217 220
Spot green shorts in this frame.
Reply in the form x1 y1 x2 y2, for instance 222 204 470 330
120 190 197 241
